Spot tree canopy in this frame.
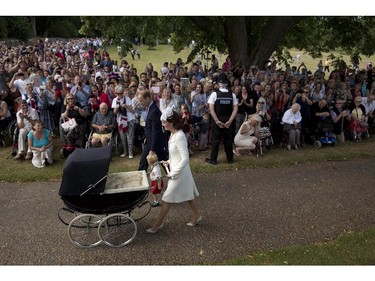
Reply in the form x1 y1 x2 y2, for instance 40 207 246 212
1 16 374 70
80 16 375 70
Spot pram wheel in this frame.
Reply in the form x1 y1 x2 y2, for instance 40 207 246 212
68 214 102 248
58 207 76 226
128 200 152 222
314 140 322 149
98 214 137 248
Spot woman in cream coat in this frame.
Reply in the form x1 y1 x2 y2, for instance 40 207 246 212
146 108 201 233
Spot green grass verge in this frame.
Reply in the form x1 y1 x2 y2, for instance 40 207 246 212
222 227 375 265
1 135 374 182
107 44 375 76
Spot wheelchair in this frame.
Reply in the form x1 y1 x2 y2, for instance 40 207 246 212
280 122 305 150
0 117 17 148
85 127 122 156
0 118 20 157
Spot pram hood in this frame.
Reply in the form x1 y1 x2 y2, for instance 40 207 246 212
59 146 112 196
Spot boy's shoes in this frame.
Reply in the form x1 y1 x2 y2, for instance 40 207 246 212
129 153 134 159
151 201 160 207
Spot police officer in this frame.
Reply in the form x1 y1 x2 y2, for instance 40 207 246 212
205 73 238 165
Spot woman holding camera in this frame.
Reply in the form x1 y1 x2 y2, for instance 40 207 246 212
60 94 87 148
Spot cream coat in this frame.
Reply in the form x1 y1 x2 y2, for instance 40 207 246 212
162 130 199 203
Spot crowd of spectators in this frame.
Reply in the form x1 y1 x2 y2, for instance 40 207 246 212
0 37 375 166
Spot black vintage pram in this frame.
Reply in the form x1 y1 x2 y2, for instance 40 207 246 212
58 146 152 248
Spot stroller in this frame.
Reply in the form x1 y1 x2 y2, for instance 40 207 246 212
255 117 274 157
58 146 153 248
59 117 86 159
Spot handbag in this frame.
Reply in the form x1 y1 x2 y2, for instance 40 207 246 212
61 118 78 132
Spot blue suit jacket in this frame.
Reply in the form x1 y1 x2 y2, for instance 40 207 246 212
138 102 167 171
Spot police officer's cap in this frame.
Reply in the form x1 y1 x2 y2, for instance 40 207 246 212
217 73 229 84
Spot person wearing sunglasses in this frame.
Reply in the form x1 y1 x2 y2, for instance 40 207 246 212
330 99 351 142
60 94 87 148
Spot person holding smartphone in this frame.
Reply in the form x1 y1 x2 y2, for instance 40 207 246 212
70 75 91 108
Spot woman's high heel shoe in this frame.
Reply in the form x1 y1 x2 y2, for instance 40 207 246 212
186 216 202 227
146 223 164 234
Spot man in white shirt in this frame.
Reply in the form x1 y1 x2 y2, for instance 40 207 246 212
9 72 28 100
15 100 39 159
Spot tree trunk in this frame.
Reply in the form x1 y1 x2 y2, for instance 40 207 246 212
30 16 37 38
226 16 304 70
225 17 250 67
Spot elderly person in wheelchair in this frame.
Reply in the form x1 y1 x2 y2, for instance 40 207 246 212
282 102 302 150
90 102 116 147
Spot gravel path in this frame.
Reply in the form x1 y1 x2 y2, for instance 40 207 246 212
0 158 374 265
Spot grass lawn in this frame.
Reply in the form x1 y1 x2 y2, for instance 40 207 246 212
1 133 375 182
223 227 375 265
106 44 375 75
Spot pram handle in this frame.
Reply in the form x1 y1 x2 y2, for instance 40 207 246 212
155 161 170 174
80 174 108 196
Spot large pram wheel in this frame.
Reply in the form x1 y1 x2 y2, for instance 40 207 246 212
58 207 77 226
98 214 137 248
129 201 152 222
68 214 102 248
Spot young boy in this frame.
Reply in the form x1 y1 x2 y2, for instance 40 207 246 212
147 153 163 207
195 111 209 151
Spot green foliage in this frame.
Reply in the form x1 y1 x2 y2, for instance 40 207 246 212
3 16 32 41
48 19 79 38
0 17 7 39
145 34 157 49
282 16 375 65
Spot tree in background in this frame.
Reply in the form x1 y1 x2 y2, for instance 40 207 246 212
80 16 375 70
0 16 81 41
1 16 374 71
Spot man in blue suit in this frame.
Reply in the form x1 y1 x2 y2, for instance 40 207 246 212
137 89 167 171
